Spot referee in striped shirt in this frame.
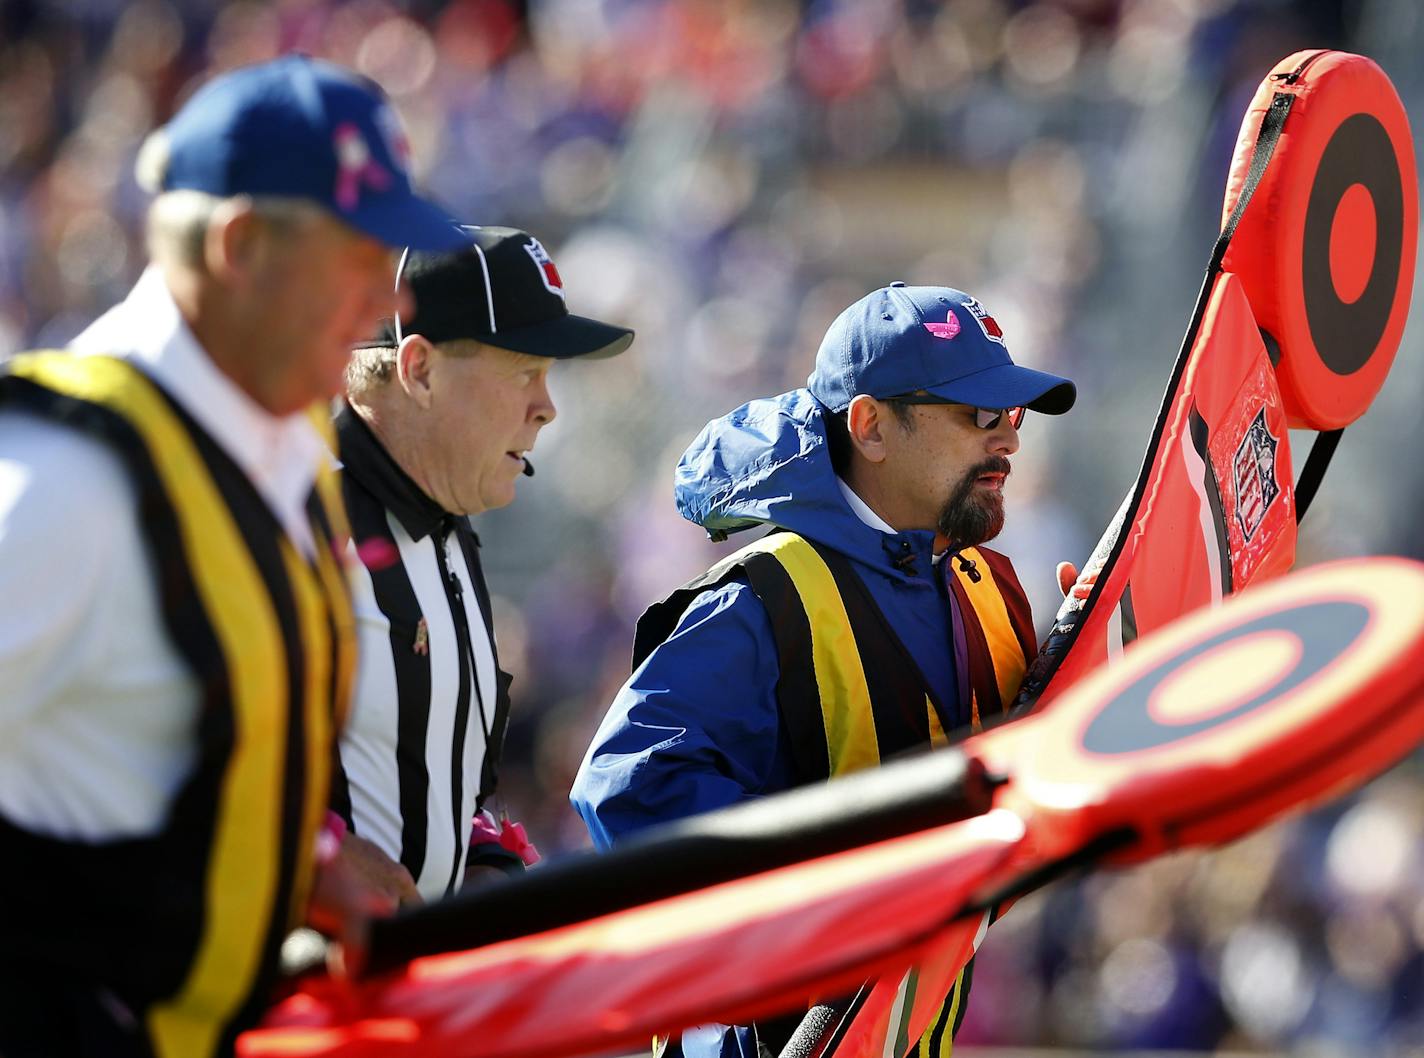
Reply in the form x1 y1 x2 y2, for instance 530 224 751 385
334 226 634 903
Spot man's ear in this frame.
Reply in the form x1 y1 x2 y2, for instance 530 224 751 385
395 334 436 408
846 394 889 464
204 198 263 285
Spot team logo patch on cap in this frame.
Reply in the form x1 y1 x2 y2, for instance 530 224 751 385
963 296 1005 345
333 122 392 210
1233 407 1281 542
924 312 961 340
524 238 565 300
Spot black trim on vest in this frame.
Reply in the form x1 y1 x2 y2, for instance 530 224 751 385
313 478 357 834
633 532 943 786
632 563 743 672
816 543 948 758
633 541 833 784
740 550 834 785
0 371 334 1054
177 418 314 1053
0 379 230 1015
305 490 354 721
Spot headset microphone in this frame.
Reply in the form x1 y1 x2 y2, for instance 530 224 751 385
522 457 535 477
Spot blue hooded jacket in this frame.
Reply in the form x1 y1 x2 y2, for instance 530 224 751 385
572 389 974 847
570 389 989 1058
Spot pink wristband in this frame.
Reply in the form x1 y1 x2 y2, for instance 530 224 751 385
469 810 541 867
315 810 348 865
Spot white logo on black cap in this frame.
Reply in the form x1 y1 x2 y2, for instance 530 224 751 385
523 238 565 300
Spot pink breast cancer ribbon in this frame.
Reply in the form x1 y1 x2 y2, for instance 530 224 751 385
333 122 392 210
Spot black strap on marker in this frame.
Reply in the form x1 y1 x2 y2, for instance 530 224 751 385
1294 428 1344 523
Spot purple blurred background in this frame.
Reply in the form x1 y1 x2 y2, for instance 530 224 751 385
3 0 1423 1050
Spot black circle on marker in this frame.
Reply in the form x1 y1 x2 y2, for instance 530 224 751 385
1081 600 1371 756
1301 113 1404 376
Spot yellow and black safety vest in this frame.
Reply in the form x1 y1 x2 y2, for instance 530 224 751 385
0 353 355 1058
634 529 1036 1054
634 531 1035 777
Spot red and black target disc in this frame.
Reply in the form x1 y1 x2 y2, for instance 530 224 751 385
1301 113 1405 379
1220 51 1417 430
1013 557 1424 859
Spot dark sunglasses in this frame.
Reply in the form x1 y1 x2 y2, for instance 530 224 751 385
886 392 1025 430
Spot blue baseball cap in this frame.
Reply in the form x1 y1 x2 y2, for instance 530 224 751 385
156 54 466 251
807 283 1076 416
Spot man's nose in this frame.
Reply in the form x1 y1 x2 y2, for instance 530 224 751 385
531 377 557 425
990 418 1020 455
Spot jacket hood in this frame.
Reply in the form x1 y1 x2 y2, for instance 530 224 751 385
675 388 938 573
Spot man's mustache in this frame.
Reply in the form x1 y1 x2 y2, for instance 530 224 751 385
964 455 1012 482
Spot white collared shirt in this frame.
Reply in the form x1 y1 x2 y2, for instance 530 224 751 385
71 267 324 553
837 476 898 534
838 476 950 561
0 268 326 838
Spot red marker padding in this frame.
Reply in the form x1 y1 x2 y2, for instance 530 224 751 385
832 557 1424 1058
1014 49 1417 714
240 557 1424 1058
1021 271 1298 710
817 49 1420 1055
1222 50 1417 431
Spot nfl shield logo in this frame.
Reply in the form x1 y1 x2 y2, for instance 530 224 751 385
524 238 565 300
1233 408 1280 542
962 296 1005 345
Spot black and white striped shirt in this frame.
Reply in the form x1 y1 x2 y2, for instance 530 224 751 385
334 404 511 902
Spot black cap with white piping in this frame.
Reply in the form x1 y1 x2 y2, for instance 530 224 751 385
360 225 634 360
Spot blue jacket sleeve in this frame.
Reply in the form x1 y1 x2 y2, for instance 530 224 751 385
570 578 790 851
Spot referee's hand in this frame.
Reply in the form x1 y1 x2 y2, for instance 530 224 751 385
336 832 423 910
305 834 420 978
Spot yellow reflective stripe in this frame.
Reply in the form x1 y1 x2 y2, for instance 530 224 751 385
955 547 1027 706
939 969 965 1057
759 534 879 776
912 965 965 1058
916 1000 938 1058
281 542 333 927
308 477 357 734
926 695 948 748
9 354 287 1058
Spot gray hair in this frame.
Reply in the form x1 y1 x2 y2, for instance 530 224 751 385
144 191 328 268
344 337 491 398
345 345 398 395
138 131 327 267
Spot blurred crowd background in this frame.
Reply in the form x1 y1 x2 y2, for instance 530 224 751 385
4 0 1423 1052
